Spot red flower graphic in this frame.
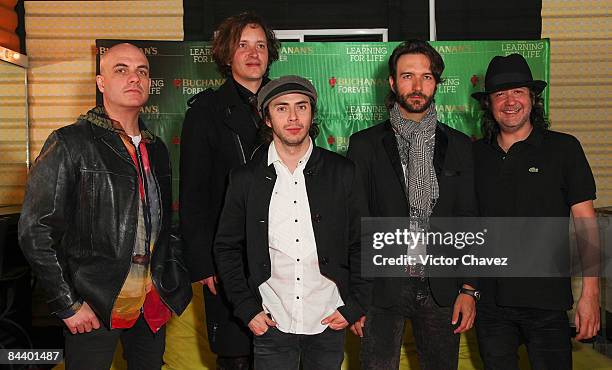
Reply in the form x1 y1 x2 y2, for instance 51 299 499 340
470 75 479 88
327 135 335 145
329 77 337 88
173 79 182 88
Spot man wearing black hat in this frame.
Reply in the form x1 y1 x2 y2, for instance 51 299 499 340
179 12 280 369
472 53 600 369
214 75 369 370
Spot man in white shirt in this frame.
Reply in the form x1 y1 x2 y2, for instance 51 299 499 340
214 75 369 370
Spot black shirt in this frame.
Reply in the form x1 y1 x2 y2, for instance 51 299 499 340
473 127 596 310
233 77 266 130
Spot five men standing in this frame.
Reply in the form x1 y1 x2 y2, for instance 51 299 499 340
18 17 602 369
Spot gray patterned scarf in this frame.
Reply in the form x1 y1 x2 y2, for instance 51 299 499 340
389 102 439 223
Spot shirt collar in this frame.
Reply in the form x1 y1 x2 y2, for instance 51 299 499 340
490 125 545 152
267 137 314 169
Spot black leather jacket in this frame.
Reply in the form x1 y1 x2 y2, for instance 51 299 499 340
18 107 192 328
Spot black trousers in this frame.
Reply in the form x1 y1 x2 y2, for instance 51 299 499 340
253 327 345 370
64 314 166 370
361 278 460 370
475 304 571 370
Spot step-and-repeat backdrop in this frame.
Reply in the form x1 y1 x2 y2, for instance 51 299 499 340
96 39 550 215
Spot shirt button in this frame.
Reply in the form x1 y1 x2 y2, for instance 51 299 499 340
294 181 298 185
297 277 300 281
297 258 300 262
294 200 297 204
295 219 298 222
296 239 299 242
296 296 300 299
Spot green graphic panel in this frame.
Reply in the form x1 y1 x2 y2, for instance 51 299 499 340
96 39 549 220
268 40 550 152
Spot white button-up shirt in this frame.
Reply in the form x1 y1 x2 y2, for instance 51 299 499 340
259 139 344 334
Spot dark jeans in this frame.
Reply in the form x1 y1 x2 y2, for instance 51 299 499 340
253 326 345 370
475 304 571 370
64 314 166 370
361 278 459 370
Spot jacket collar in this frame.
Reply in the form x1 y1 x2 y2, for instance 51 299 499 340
83 106 155 143
252 139 322 177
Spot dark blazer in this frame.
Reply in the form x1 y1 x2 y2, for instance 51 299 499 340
180 79 260 282
346 119 478 308
213 145 370 326
179 79 260 355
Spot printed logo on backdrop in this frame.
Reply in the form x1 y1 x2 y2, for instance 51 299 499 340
140 105 160 115
433 44 474 55
501 41 544 58
173 78 225 95
149 78 164 96
98 46 159 56
278 46 314 62
345 104 387 122
331 77 387 94
189 46 214 63
326 135 350 153
436 75 461 95
345 45 388 62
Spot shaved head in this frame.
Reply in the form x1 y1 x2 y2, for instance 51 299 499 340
99 43 148 74
96 42 150 115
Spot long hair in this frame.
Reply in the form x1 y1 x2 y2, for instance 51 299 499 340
385 40 445 109
257 101 319 145
479 90 550 142
212 12 280 77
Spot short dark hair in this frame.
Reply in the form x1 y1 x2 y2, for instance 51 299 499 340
258 100 319 144
212 12 280 77
385 40 445 109
478 88 550 142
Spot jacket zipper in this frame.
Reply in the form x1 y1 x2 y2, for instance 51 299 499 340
235 134 247 165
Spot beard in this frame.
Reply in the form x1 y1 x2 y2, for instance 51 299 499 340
397 90 435 114
393 82 437 114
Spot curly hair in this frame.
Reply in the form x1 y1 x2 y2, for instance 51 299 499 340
257 101 319 145
385 40 445 109
478 89 550 142
212 12 280 77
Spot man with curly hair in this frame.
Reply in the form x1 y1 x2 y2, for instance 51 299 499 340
179 12 280 370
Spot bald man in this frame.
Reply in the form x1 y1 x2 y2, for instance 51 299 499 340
19 43 192 370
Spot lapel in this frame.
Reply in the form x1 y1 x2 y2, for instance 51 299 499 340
250 148 277 255
91 123 135 168
382 120 449 193
382 121 406 197
216 80 253 134
433 123 448 179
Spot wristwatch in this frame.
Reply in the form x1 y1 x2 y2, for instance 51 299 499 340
459 287 481 301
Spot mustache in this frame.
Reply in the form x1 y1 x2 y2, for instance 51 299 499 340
405 92 428 99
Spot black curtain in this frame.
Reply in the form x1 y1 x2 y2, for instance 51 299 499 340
436 0 542 40
183 0 429 41
15 0 26 54
183 0 541 41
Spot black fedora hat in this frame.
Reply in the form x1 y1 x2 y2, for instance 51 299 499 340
471 53 547 100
